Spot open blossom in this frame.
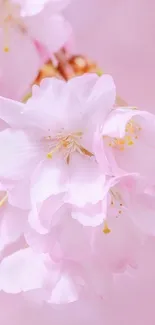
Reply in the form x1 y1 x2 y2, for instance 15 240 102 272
94 107 155 181
0 0 71 99
0 74 115 211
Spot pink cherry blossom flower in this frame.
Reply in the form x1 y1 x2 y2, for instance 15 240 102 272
0 74 115 210
0 0 71 99
94 107 155 181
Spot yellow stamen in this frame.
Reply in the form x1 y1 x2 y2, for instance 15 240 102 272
73 132 83 137
125 136 134 146
116 96 128 107
47 152 52 159
3 15 11 53
116 138 125 146
103 221 111 234
22 92 32 103
66 155 70 165
79 145 94 157
128 140 134 146
0 194 8 207
4 46 9 52
96 69 103 76
47 143 61 159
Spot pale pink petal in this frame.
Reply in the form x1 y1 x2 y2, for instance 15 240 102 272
72 202 104 227
0 248 59 293
0 97 24 127
12 0 57 16
8 180 31 210
23 78 67 132
0 129 41 180
93 127 113 175
25 226 59 253
48 271 82 304
0 205 28 250
13 0 70 16
64 154 106 207
31 160 67 204
57 216 91 263
67 74 116 126
26 13 71 53
28 194 64 234
0 29 41 100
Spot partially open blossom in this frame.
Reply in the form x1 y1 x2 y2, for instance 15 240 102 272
94 107 155 181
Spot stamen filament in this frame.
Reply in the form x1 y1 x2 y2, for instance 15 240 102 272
3 20 10 52
103 220 111 234
0 193 8 207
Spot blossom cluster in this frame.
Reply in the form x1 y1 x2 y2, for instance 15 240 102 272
0 1 155 324
0 72 155 303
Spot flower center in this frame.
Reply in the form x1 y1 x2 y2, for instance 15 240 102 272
45 131 93 164
104 119 142 151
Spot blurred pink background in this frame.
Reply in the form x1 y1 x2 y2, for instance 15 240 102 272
65 0 155 111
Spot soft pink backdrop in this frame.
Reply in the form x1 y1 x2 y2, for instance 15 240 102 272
65 0 155 111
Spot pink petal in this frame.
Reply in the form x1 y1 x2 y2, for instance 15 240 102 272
72 202 104 227
13 0 70 16
13 0 55 16
8 180 31 210
0 248 59 293
48 272 82 304
31 160 67 204
0 97 24 127
0 205 28 250
102 108 155 138
23 78 67 132
0 129 41 180
28 194 64 234
64 154 106 207
0 29 41 100
26 13 71 53
67 74 116 125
